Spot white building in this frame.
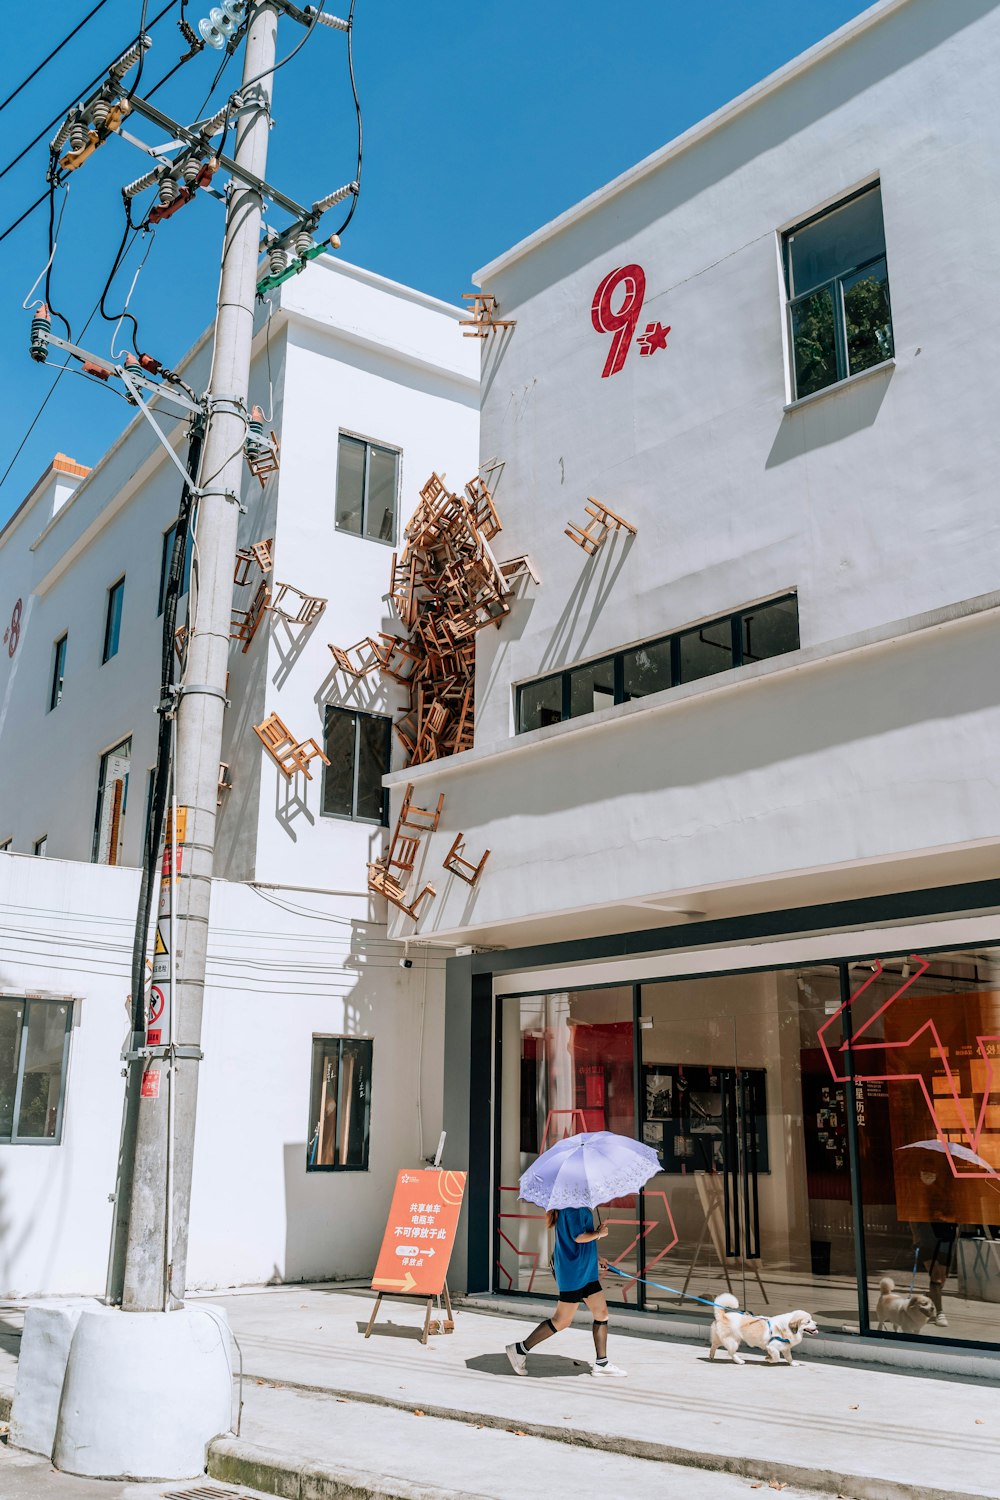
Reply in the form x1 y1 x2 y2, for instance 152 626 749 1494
0 256 478 1295
373 0 1000 1356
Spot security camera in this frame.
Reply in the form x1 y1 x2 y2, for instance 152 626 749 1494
399 957 413 969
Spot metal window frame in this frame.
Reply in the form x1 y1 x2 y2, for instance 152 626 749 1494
334 430 401 549
102 576 126 664
91 735 133 863
320 705 392 826
1 996 73 1146
49 633 68 712
782 180 893 401
306 1033 373 1172
515 593 799 734
32 835 48 856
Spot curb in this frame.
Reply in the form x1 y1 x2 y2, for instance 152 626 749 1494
223 1375 991 1500
209 1436 494 1500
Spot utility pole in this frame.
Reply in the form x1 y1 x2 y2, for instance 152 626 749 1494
121 2 279 1311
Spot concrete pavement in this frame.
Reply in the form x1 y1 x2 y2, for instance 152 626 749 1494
2 1285 998 1499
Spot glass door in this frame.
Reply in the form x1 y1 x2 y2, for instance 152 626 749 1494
638 967 857 1330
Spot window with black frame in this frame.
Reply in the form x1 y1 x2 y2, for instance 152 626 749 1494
307 1036 372 1170
322 706 391 823
0 997 72 1144
157 520 194 615
335 432 400 544
783 183 894 400
102 577 125 663
49 634 67 711
517 594 799 732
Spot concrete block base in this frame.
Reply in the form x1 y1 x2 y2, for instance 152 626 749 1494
12 1303 234 1480
9 1302 90 1457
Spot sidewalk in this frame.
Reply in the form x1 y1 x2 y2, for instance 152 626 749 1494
3 1286 999 1500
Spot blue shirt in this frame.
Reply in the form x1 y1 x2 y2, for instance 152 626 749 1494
553 1207 599 1293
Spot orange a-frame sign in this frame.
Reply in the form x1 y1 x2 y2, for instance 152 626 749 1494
371 1167 467 1298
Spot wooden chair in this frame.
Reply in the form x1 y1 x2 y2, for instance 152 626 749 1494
250 536 274 572
245 428 280 487
386 827 421 877
269 580 327 626
253 713 331 780
235 536 276 583
174 624 188 661
443 832 490 886
377 632 422 683
328 638 383 677
231 580 271 652
411 701 449 765
499 553 540 585
458 292 516 338
367 860 435 921
463 476 502 540
398 783 445 833
217 763 232 806
566 498 637 554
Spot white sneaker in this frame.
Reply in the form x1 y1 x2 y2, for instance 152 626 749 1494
505 1342 527 1375
932 1313 949 1327
592 1360 627 1377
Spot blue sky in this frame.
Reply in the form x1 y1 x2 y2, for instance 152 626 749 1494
0 0 875 522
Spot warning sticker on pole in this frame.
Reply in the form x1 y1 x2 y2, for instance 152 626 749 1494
371 1168 467 1297
140 1069 161 1099
147 985 166 1047
151 925 170 982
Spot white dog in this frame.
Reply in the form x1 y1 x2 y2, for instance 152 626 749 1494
709 1293 818 1365
875 1277 937 1334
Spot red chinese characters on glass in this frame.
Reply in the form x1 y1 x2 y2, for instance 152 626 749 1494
591 266 670 377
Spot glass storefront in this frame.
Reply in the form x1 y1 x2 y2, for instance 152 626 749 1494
496 944 1000 1347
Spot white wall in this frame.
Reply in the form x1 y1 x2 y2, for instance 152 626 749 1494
378 0 1000 944
0 852 447 1297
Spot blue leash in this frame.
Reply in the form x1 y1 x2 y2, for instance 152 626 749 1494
605 1264 790 1344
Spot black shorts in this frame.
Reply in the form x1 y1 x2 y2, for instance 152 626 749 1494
556 1279 602 1303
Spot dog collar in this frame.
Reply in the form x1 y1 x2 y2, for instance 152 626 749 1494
764 1318 791 1346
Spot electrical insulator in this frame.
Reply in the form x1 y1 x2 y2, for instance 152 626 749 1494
91 97 111 129
158 178 179 207
246 406 269 458
110 34 152 79
269 245 289 276
70 120 89 152
51 117 73 154
183 156 204 186
198 1 245 49
312 181 357 215
305 6 350 30
123 166 162 199
30 304 50 363
295 230 314 258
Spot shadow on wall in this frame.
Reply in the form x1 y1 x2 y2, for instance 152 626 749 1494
766 364 894 468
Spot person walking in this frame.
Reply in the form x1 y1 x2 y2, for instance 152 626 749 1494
505 1206 627 1377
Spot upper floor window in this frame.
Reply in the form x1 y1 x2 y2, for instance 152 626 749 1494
49 634 67 711
103 577 125 663
322 707 391 824
307 1035 372 1171
0 997 72 1144
517 594 799 734
335 432 400 545
783 184 893 401
157 521 194 615
93 737 131 864
0 838 11 852
33 835 48 857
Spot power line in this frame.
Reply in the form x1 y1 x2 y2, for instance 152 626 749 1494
0 0 114 118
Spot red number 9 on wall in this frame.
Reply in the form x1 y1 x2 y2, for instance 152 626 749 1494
591 264 646 379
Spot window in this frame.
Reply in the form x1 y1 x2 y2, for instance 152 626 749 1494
103 577 125 663
322 707 391 823
1 997 72 1144
783 183 893 400
516 594 799 733
335 433 400 544
143 767 156 854
49 634 67 711
93 737 132 864
33 835 47 857
0 838 11 852
307 1036 372 1170
157 521 194 615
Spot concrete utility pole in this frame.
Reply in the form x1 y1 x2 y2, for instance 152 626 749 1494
121 2 279 1311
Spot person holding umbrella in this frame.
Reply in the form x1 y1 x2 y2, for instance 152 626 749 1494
504 1131 660 1379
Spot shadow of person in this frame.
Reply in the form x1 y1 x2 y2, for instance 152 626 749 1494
465 1352 588 1377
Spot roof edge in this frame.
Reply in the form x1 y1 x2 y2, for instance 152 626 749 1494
474 0 913 285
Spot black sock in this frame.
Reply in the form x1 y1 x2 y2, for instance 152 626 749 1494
595 1356 608 1365
515 1341 527 1356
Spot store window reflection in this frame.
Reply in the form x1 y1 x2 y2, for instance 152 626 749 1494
842 950 1000 1343
499 988 638 1302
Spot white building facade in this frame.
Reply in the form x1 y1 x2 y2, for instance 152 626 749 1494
0 257 478 1295
377 0 1000 1356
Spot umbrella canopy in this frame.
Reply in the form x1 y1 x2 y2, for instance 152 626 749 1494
519 1131 661 1211
898 1139 997 1172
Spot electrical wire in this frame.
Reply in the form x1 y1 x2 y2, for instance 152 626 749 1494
45 173 72 339
333 0 361 237
0 0 114 118
126 0 152 103
0 187 50 245
239 0 324 95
